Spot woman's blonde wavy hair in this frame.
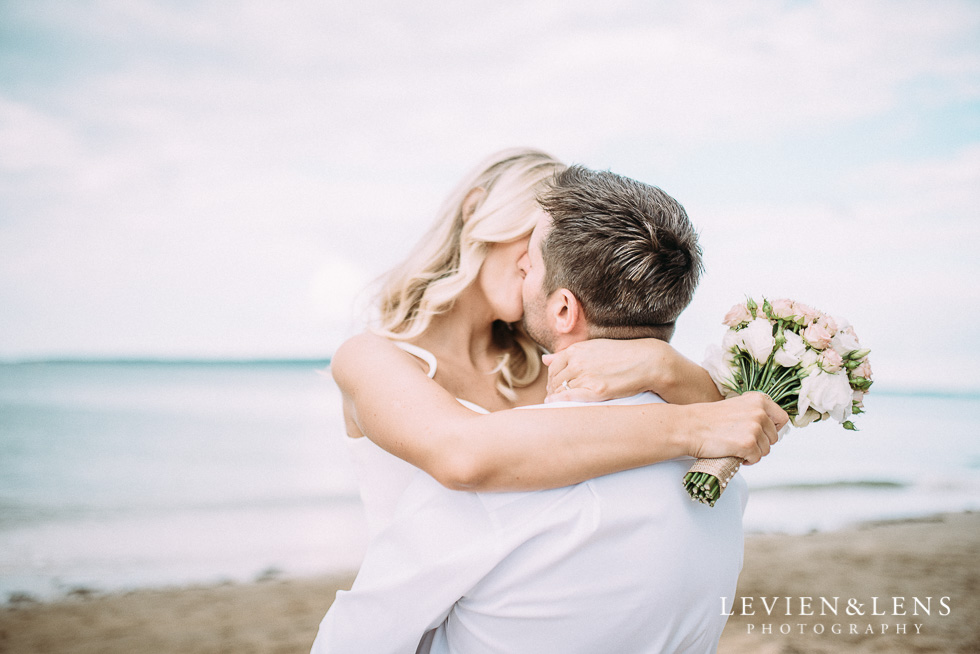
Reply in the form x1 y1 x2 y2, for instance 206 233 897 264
372 147 566 400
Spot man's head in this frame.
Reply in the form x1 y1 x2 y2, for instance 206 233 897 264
520 165 703 353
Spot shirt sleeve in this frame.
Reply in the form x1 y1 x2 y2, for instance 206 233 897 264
310 473 503 654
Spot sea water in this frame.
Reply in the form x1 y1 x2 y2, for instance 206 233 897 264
740 390 980 532
1 362 977 602
0 362 365 603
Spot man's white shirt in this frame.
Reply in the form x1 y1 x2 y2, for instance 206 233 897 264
312 393 748 653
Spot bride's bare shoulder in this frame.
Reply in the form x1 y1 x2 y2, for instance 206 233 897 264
331 332 425 386
335 331 393 354
332 332 395 368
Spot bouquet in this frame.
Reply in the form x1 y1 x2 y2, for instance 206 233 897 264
684 297 872 505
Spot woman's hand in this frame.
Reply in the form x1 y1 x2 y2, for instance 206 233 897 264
682 392 788 464
543 338 723 405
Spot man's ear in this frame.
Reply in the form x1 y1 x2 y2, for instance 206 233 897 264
550 289 589 339
461 187 485 220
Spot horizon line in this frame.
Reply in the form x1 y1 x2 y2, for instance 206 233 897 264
0 356 332 366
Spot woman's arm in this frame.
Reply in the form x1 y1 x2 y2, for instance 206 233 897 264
331 333 784 492
542 338 723 405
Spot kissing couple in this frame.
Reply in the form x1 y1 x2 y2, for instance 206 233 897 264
314 148 787 653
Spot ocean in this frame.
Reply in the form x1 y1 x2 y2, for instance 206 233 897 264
1 361 978 603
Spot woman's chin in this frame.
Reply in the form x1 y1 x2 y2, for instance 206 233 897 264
495 311 523 326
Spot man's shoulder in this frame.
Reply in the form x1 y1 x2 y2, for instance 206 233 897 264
517 391 666 411
596 391 665 406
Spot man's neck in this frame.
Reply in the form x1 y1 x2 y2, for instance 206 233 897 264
550 332 588 353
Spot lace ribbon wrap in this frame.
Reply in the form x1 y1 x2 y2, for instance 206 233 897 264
683 456 742 506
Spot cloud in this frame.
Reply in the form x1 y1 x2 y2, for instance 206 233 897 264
0 98 83 173
669 142 980 389
7 1 977 176
690 143 980 307
18 0 976 166
0 0 978 373
850 143 980 229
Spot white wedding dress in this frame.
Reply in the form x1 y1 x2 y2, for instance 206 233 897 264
345 342 489 537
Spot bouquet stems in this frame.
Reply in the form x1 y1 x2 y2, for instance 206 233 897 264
683 456 742 506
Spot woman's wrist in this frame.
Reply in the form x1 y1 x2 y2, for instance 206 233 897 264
643 402 695 461
645 361 676 398
652 355 723 405
636 339 697 402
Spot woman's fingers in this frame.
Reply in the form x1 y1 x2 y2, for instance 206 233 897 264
543 351 571 396
693 393 784 465
737 393 784 464
757 416 775 458
545 346 618 402
747 391 788 446
545 367 608 403
763 400 789 437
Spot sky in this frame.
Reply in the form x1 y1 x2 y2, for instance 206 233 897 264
1 0 978 391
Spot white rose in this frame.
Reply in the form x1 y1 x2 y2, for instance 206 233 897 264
735 318 776 364
800 349 819 372
702 344 738 397
722 329 740 352
830 328 861 357
773 330 806 367
797 369 853 423
791 408 822 428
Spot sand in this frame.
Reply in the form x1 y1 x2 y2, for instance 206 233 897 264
718 511 979 654
1 512 977 654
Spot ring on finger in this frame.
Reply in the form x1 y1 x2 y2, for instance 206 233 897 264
561 380 570 391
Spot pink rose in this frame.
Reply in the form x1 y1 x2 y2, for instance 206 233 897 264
852 360 873 380
770 298 796 320
819 349 844 373
723 303 752 327
803 322 833 350
817 314 838 335
794 302 819 325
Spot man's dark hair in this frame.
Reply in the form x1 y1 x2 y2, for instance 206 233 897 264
538 165 703 342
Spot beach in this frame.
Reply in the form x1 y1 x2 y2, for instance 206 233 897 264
1 512 976 654
719 511 979 654
1 365 977 652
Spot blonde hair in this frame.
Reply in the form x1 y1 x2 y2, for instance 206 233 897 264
373 147 566 399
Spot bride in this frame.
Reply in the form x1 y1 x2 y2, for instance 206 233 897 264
330 147 784 539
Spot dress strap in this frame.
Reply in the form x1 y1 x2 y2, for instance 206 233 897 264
392 341 438 379
456 398 491 414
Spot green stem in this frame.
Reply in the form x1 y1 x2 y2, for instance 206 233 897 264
757 353 778 392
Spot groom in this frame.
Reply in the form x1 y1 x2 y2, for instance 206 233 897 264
313 166 782 653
